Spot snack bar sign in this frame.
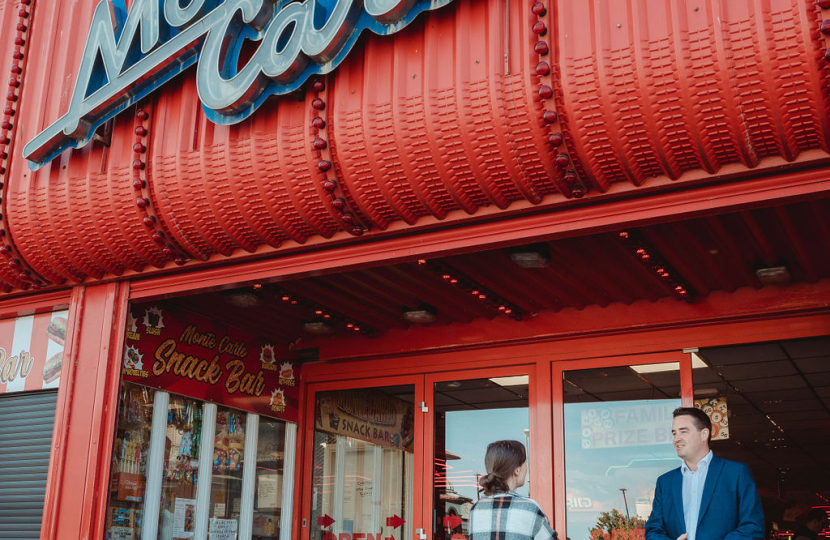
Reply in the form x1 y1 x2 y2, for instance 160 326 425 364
123 302 300 421
0 311 68 394
23 0 456 169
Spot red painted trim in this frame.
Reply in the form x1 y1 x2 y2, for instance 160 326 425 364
551 361 565 535
533 358 554 521
89 282 130 540
40 283 128 540
0 290 70 319
680 352 694 408
41 286 84 540
127 169 830 300
292 376 308 540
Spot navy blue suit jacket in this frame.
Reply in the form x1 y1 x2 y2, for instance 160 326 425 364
645 456 764 540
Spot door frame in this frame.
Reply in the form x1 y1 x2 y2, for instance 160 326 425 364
300 374 427 540
424 363 545 540
551 350 691 540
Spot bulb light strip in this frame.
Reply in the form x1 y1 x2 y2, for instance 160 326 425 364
617 230 695 303
309 77 369 237
132 106 189 266
416 259 525 320
0 0 42 291
531 1 588 199
274 287 376 336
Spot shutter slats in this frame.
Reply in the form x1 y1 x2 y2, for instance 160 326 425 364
0 391 58 540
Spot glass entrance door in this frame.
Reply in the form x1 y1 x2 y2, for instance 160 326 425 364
306 379 423 540
555 352 691 540
426 367 534 540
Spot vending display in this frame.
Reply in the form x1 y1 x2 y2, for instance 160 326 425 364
159 395 204 540
208 409 246 540
106 384 154 540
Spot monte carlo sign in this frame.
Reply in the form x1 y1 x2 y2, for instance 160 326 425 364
23 0 455 169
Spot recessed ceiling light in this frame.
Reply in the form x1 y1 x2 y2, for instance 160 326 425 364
302 322 333 334
403 304 437 324
756 266 790 285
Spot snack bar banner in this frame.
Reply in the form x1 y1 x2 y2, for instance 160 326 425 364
315 390 415 451
0 310 67 394
122 302 299 422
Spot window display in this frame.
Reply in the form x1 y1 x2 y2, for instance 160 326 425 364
209 409 246 539
106 301 300 540
105 384 294 540
107 383 154 540
158 395 204 540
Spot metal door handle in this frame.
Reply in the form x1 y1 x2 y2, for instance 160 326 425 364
416 528 427 539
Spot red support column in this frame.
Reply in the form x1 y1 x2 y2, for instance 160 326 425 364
41 282 129 540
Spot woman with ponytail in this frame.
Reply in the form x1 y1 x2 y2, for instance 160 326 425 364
470 440 558 540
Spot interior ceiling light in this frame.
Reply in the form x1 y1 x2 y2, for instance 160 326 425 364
403 304 437 324
489 375 530 387
302 321 333 335
224 291 262 308
756 266 790 285
630 355 707 373
509 244 550 268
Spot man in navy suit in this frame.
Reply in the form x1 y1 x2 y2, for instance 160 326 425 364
645 407 764 540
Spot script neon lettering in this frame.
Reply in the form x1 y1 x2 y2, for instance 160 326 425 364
24 0 456 169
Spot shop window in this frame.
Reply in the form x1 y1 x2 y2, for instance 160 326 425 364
562 364 681 540
691 337 830 539
105 383 296 540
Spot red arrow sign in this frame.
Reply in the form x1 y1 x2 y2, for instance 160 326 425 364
386 515 406 529
443 514 463 529
318 515 336 528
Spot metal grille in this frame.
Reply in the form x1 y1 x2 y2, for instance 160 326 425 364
0 391 58 539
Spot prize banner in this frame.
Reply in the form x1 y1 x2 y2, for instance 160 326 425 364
315 389 414 451
0 310 67 394
122 302 299 421
578 400 679 449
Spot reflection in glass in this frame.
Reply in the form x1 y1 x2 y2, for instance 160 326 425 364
158 394 204 540
105 383 155 540
433 377 530 540
310 387 415 540
563 365 681 540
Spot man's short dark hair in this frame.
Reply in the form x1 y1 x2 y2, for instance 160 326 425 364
806 508 827 523
673 407 712 441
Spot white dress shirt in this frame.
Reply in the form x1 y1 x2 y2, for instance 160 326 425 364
680 450 714 540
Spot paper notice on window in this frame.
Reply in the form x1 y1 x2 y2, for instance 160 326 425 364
109 527 133 540
209 518 238 540
257 474 282 509
173 497 197 537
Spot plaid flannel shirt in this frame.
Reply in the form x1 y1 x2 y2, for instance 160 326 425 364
469 491 558 540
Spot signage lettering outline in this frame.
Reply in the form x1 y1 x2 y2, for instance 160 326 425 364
24 0 456 169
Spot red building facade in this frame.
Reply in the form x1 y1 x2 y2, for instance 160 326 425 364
0 0 828 539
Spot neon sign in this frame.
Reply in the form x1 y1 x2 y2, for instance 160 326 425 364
23 0 455 169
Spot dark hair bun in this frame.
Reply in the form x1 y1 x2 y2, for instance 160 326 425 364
479 472 509 495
